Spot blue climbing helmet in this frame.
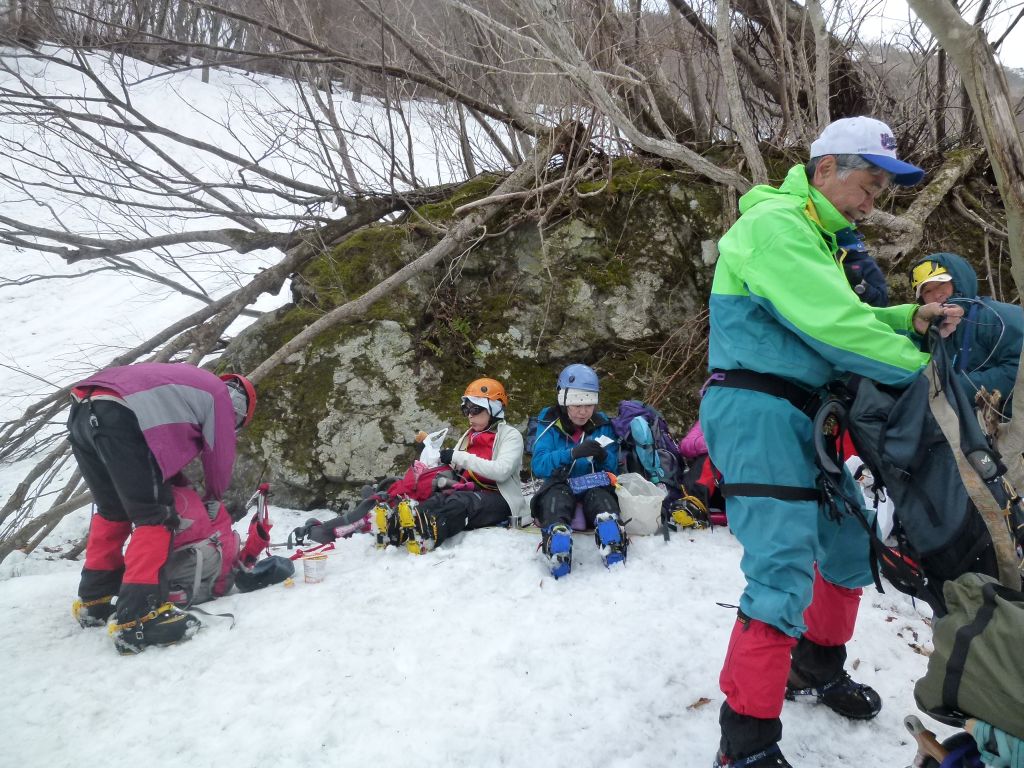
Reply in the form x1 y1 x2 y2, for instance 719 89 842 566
557 364 599 407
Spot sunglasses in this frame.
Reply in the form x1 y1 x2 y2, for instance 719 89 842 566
461 404 488 417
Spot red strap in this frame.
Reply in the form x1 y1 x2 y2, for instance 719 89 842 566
71 385 124 403
288 542 335 561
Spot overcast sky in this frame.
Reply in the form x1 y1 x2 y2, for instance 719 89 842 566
845 0 1024 69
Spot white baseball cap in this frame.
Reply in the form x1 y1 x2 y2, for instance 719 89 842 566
810 116 925 187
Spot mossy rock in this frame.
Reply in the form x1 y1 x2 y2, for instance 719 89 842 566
220 158 725 511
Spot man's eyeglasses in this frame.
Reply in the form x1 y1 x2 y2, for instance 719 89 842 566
461 403 487 417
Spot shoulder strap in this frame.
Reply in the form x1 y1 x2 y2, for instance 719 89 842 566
927 328 1022 590
941 581 1001 712
188 543 207 608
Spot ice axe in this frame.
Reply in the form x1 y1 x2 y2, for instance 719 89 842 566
239 482 273 567
904 714 948 765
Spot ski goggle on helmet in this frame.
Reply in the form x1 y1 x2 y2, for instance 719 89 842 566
557 363 599 407
911 261 953 299
461 378 508 419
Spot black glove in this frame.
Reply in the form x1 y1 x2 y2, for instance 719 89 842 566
439 448 454 466
571 440 607 462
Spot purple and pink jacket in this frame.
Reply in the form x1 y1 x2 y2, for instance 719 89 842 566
72 363 237 500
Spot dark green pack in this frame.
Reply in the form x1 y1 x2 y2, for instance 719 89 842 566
914 572 1024 739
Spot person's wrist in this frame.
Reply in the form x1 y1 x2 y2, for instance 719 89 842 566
912 305 926 333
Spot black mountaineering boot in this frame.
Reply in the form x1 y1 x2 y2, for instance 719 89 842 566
715 702 791 767
713 744 792 767
785 669 881 720
787 638 881 720
110 603 201 655
72 595 116 628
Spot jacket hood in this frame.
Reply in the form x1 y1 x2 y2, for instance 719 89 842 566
738 165 850 235
914 252 978 300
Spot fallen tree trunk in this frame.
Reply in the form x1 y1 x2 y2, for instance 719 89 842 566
873 148 983 265
249 126 568 382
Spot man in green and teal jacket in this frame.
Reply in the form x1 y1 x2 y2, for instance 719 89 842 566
701 117 963 768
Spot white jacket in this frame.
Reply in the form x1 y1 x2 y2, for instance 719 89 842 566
449 421 526 519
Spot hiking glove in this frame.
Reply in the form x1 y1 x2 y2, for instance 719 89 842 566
439 448 454 466
571 440 607 462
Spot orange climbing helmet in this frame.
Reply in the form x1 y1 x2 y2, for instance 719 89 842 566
462 378 508 419
463 378 508 407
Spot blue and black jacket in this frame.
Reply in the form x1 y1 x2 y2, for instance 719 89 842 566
836 227 888 308
530 406 618 479
913 252 1023 413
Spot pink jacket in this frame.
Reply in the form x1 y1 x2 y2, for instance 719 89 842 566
678 420 707 459
74 363 238 499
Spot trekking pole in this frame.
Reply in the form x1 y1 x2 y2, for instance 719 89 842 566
904 715 949 765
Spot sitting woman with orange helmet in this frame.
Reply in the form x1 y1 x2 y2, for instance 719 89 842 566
401 377 525 551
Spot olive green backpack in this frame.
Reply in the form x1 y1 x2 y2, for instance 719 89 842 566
914 572 1024 739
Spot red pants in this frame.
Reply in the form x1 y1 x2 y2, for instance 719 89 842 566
721 567 862 718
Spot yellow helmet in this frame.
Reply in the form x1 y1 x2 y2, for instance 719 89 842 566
911 261 953 298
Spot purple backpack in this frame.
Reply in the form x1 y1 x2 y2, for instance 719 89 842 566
610 400 680 456
610 401 683 494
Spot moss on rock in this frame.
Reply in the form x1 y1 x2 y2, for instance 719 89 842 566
220 159 729 511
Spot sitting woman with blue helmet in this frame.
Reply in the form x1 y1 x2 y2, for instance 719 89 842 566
530 363 627 578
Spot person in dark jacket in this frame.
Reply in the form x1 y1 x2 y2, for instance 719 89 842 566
836 227 889 307
911 252 1023 417
530 363 626 578
68 362 256 654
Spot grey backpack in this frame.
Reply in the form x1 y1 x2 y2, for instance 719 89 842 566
167 533 231 608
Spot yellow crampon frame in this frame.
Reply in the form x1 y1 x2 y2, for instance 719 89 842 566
671 494 710 530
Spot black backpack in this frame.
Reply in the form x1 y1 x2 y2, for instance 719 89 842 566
816 329 1022 615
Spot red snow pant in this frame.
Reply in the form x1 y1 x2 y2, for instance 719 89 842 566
69 399 177 624
720 566 862 719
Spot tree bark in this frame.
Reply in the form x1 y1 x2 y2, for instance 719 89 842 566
873 148 981 265
907 0 1024 484
805 0 830 133
715 0 767 183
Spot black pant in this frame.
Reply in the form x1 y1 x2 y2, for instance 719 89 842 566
532 481 619 529
418 490 510 546
68 400 176 620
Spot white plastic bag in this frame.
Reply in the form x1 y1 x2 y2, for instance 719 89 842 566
417 428 449 468
615 472 667 535
845 455 895 541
